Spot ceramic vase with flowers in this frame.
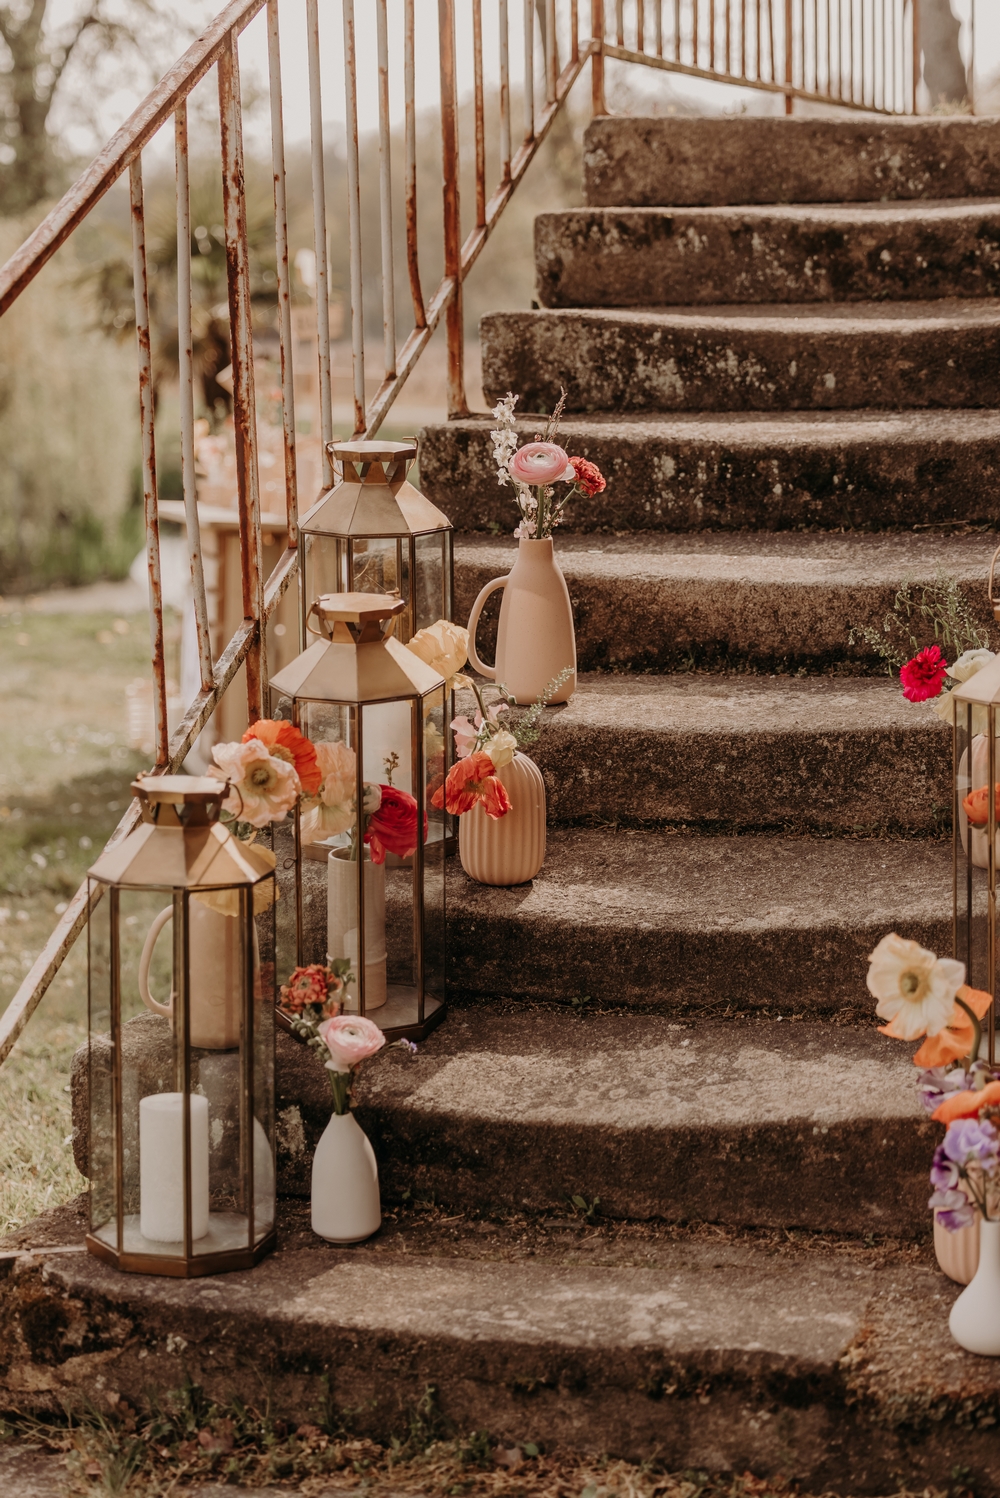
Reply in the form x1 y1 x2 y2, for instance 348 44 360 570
467 391 606 706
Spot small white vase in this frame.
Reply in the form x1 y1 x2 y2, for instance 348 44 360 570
310 1108 381 1243
949 1217 1000 1354
458 752 546 885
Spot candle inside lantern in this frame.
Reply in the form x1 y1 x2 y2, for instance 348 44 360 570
139 1092 210 1243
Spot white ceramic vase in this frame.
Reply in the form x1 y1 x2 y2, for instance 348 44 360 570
458 752 546 886
310 1107 381 1243
327 848 387 1011
949 1217 1000 1353
935 1210 980 1285
466 537 576 705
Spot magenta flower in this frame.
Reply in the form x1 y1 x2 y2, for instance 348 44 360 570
508 440 574 488
900 644 948 703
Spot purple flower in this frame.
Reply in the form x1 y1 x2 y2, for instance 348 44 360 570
930 1143 960 1191
917 1065 972 1115
929 1188 977 1232
943 1118 1000 1171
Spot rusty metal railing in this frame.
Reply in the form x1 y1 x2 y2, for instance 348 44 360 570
0 0 919 1066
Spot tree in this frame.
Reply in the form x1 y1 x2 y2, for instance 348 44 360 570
0 0 199 217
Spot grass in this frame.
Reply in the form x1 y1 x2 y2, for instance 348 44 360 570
0 600 155 1235
0 1383 974 1498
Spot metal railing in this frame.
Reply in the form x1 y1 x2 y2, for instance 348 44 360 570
0 0 918 1065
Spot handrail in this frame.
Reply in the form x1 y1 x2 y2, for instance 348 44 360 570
0 0 918 1066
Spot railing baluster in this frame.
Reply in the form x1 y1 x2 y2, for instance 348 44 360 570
405 0 426 326
616 0 624 46
500 0 512 171
709 0 715 70
741 0 747 75
306 0 333 486
726 0 732 72
376 0 396 382
546 0 558 99
266 0 298 546
342 0 366 436
219 30 264 721
657 0 664 58
439 0 468 419
129 154 169 767
593 0 607 112
474 0 487 224
524 0 535 141
175 105 213 693
638 0 646 52
572 0 580 63
693 0 699 66
676 0 682 61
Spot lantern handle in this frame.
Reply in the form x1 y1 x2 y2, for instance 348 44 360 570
306 600 330 641
138 906 175 1021
466 577 507 680
989 540 1000 623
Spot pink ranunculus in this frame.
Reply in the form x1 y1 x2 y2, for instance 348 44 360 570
900 644 948 703
318 1014 386 1071
508 440 572 488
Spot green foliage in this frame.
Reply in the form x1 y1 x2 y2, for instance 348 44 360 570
503 667 575 749
569 1193 601 1224
848 573 990 676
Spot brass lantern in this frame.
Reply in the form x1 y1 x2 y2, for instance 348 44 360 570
85 776 277 1276
298 441 453 648
952 660 1000 1062
268 593 447 1041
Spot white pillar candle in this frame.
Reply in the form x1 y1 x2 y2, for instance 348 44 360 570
139 1092 210 1243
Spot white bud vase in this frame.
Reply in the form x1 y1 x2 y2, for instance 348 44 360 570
310 1108 381 1243
458 752 546 886
949 1217 1000 1354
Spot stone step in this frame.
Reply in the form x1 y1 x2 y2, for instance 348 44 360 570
584 115 1000 207
509 674 951 833
420 411 1000 531
535 202 1000 309
3 1200 996 1493
481 302 1000 414
442 829 947 1016
454 531 992 672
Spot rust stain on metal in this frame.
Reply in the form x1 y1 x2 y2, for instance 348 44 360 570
267 0 299 546
439 0 468 420
473 0 486 229
405 0 426 329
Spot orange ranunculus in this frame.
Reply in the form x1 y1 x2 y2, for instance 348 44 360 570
903 985 994 1068
244 719 321 795
932 1080 1000 1125
431 751 512 819
963 783 1000 827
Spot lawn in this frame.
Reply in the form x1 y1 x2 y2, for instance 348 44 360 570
0 601 153 1235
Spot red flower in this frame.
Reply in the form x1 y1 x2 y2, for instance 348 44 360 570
243 719 321 794
366 785 422 864
899 645 948 704
431 751 512 819
568 456 606 498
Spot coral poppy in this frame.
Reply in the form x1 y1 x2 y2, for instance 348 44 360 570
908 985 994 1067
431 751 512 819
963 783 1000 828
899 645 948 704
244 719 321 795
932 1080 1000 1125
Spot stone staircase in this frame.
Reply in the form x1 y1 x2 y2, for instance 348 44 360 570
9 114 1000 1491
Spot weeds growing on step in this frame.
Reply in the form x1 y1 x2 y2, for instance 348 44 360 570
848 573 989 675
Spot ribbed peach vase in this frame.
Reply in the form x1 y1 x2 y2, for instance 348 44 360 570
936 1211 980 1285
458 753 546 886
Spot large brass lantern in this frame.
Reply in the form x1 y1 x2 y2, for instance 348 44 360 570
298 441 453 647
268 593 447 1041
952 660 1000 1062
85 776 277 1276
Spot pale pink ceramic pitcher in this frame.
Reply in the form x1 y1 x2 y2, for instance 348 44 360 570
466 538 576 705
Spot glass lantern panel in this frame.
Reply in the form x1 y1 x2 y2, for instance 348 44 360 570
358 698 416 1022
955 701 994 1030
422 683 448 1010
349 537 405 612
252 880 277 1244
301 531 348 614
87 879 115 1248
412 531 449 636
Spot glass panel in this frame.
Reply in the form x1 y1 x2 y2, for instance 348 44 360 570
956 702 990 1013
253 877 277 1243
413 531 448 636
422 684 448 1012
361 698 418 1025
349 537 400 600
87 878 115 1246
302 532 348 616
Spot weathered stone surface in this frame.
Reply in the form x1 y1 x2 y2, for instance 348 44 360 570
421 412 1000 531
454 531 993 672
356 1010 935 1234
2 1219 1000 1493
583 115 1000 207
443 829 949 1016
480 302 1000 413
535 204 1000 309
486 674 951 832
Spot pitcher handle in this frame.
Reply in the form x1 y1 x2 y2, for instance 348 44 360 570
466 577 507 680
138 906 175 1020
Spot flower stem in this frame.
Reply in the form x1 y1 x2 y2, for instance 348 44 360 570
956 993 983 1072
328 1068 352 1115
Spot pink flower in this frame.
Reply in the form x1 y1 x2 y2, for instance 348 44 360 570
318 1014 386 1071
210 738 300 827
508 441 574 487
451 714 479 759
900 645 948 703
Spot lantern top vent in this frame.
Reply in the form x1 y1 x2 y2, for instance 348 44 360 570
329 440 417 464
951 656 1000 708
300 439 451 540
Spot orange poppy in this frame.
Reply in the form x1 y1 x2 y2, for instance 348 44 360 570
902 985 994 1068
963 784 1000 828
932 1080 1000 1125
243 719 321 795
431 751 512 819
